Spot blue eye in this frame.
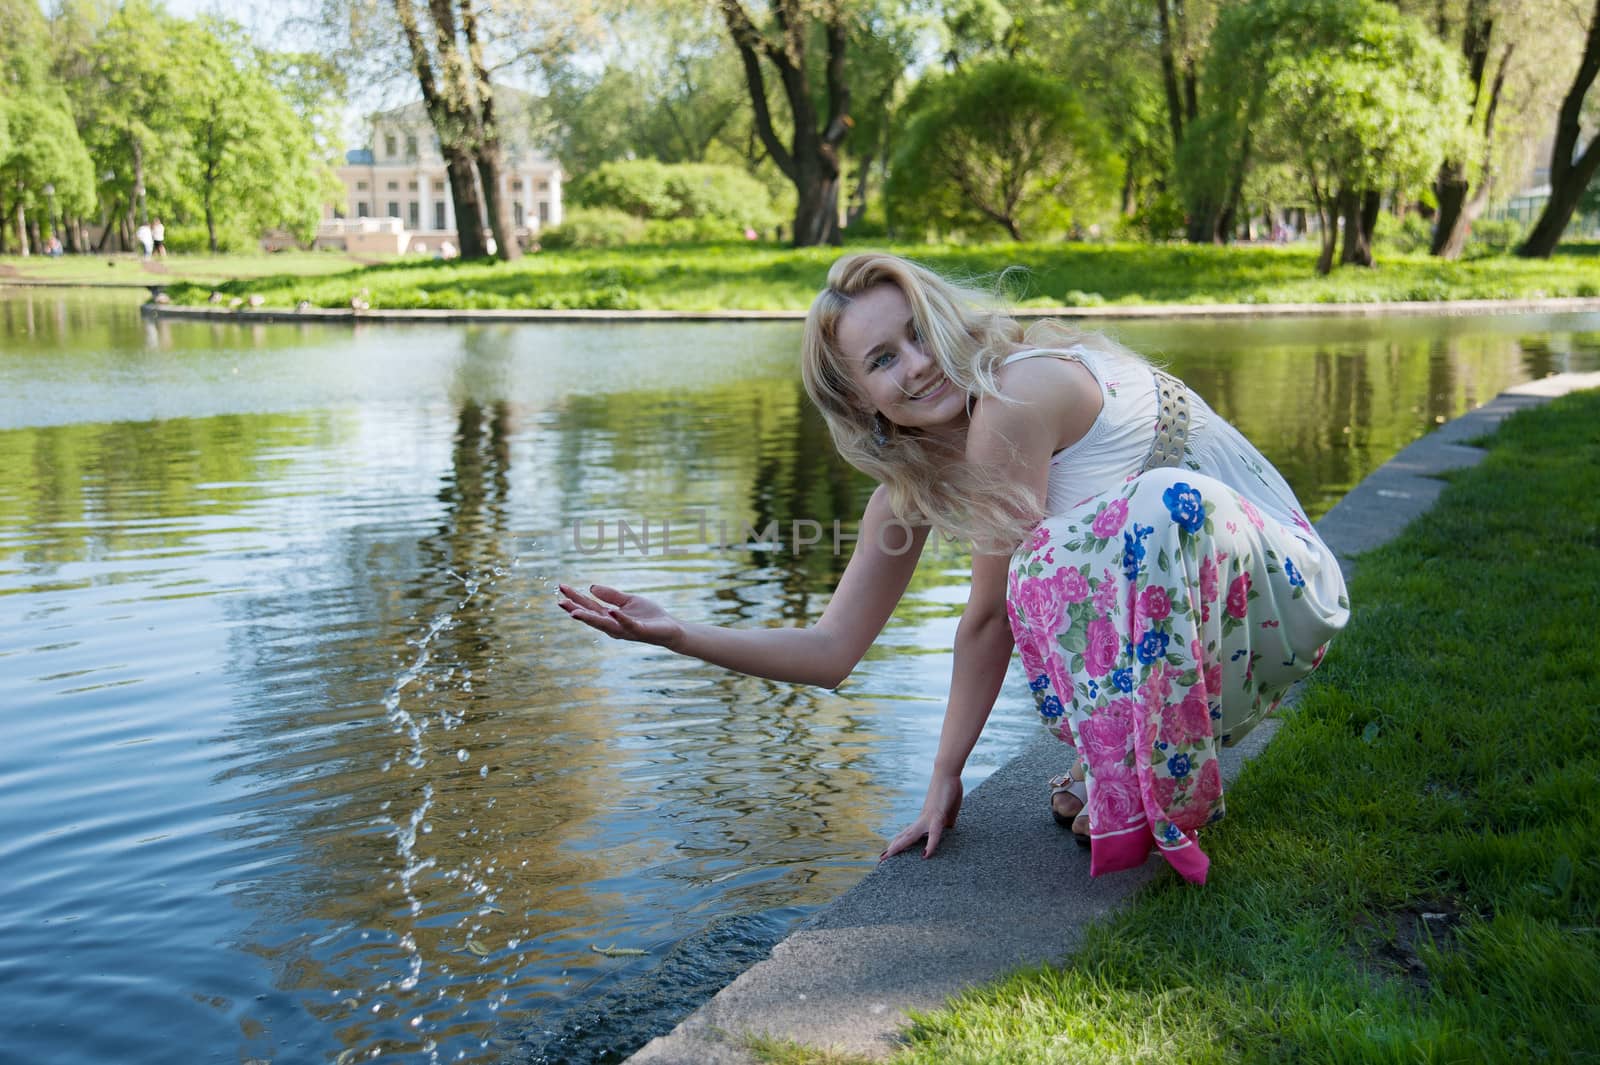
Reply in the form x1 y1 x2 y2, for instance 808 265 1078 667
869 350 896 371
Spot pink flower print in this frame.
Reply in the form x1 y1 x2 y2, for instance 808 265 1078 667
1226 572 1252 619
1313 642 1328 668
1027 524 1051 551
1084 616 1119 677
1091 498 1129 539
1092 762 1145 827
1199 554 1218 604
1093 568 1120 615
1079 702 1133 766
1149 772 1178 814
1173 688 1212 745
1140 663 1172 709
1137 585 1172 629
1194 758 1221 805
1292 510 1313 534
1239 497 1265 531
1061 566 1089 603
1017 573 1071 635
1204 662 1223 697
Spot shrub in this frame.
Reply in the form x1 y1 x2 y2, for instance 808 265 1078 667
1377 212 1434 255
571 160 780 231
539 208 648 249
163 223 251 254
1467 217 1528 254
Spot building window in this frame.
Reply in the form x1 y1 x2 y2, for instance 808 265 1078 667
434 181 446 193
356 180 368 191
434 202 447 230
387 181 398 191
408 201 420 228
357 201 370 217
408 181 417 191
538 201 550 223
387 201 400 218
384 134 397 157
513 202 525 226
333 207 345 219
539 181 549 191
406 135 418 157
512 179 522 191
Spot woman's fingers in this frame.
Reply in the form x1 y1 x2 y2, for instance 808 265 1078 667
588 583 629 607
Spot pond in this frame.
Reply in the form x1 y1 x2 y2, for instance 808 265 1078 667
2 288 1596 1064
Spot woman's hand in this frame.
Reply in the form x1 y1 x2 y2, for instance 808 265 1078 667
557 583 684 649
881 771 963 861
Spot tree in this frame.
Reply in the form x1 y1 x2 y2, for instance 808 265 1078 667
1427 0 1512 258
1517 0 1600 257
718 0 854 246
1201 0 1469 273
0 0 93 253
180 19 332 251
886 61 1115 241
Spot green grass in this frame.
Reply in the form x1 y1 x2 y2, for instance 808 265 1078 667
0 248 376 286
756 389 1600 1065
124 239 1600 312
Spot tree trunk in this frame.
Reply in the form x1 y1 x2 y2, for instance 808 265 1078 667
206 197 219 254
792 156 841 246
1338 188 1375 266
1517 0 1600 257
14 200 29 256
445 149 489 259
1519 181 1591 258
1431 161 1472 257
459 0 521 262
1315 208 1337 275
719 0 851 248
474 146 520 260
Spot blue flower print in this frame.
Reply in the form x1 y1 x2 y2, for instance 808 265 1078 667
1285 557 1305 587
1135 629 1170 665
1040 694 1064 719
1087 679 1100 699
1162 482 1205 533
1167 752 1191 778
1112 667 1134 693
1121 522 1153 580
1163 822 1183 843
1029 673 1050 693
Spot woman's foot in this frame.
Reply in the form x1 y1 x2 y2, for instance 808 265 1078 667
1049 775 1091 846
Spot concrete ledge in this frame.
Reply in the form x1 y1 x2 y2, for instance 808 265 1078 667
113 294 1600 326
624 370 1600 1065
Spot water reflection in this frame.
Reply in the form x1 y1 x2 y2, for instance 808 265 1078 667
1 288 1597 1064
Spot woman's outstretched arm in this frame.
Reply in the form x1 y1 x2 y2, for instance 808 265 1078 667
557 484 930 689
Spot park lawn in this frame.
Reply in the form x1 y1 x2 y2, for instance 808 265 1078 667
757 388 1600 1064
151 239 1600 312
0 248 373 286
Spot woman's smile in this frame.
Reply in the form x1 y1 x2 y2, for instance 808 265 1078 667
906 376 948 401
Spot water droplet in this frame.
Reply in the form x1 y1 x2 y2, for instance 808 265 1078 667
457 749 470 762
479 764 488 778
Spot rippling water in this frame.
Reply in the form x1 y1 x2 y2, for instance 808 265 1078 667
1 289 1595 1064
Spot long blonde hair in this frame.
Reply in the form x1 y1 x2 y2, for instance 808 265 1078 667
800 252 1100 552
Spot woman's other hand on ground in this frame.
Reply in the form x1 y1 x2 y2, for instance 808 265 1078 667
881 771 963 861
557 583 684 649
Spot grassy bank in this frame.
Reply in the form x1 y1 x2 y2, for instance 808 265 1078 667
0 249 375 287
137 240 1600 312
764 389 1600 1064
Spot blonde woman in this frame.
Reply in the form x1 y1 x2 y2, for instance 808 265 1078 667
558 253 1348 884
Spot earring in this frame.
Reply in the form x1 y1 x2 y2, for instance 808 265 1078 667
871 413 889 447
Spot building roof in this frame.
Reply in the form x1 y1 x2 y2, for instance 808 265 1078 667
346 148 374 165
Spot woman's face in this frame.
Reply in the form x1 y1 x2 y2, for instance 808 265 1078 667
835 283 966 432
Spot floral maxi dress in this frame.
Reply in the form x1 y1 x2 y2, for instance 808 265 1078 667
1002 345 1349 885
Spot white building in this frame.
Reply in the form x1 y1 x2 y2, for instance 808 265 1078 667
318 90 563 255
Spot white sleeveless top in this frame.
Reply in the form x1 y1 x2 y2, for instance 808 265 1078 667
1002 345 1330 557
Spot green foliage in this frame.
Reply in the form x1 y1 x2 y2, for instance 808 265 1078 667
886 60 1117 241
1376 212 1435 255
1196 0 1471 232
537 207 649 249
571 159 781 230
153 240 1600 312
1466 217 1531 255
0 0 95 234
